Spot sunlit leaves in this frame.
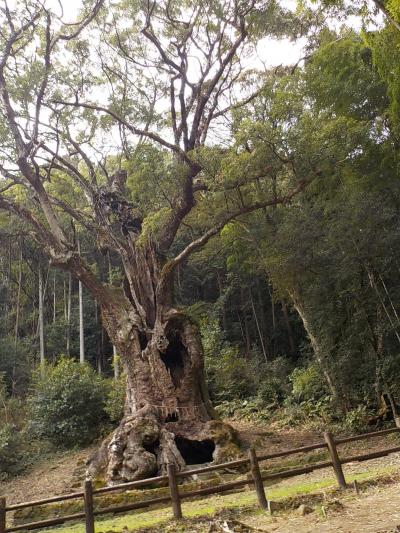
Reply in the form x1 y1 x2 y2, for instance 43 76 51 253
304 34 388 120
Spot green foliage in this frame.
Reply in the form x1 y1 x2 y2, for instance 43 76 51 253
0 375 37 479
289 397 333 424
28 358 108 447
257 378 284 406
201 317 255 401
0 423 25 479
215 398 268 420
387 0 400 21
367 25 400 130
209 344 254 401
138 207 171 246
304 34 388 119
257 377 286 408
257 357 293 407
0 372 6 407
290 364 328 402
340 405 370 434
0 337 31 395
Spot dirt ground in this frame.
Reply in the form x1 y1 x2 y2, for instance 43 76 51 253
0 424 322 506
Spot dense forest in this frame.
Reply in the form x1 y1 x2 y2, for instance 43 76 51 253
0 0 400 484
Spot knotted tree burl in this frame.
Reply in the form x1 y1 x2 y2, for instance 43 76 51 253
0 0 306 483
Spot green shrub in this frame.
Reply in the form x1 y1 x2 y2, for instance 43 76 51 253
0 337 31 395
0 372 6 412
340 405 370 434
201 316 255 401
0 424 25 479
28 358 108 447
257 357 293 407
209 345 254 400
290 364 328 402
216 397 270 421
257 377 285 406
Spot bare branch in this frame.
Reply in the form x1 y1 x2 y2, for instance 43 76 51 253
31 10 51 146
55 0 104 42
0 194 57 246
189 15 248 148
52 98 195 166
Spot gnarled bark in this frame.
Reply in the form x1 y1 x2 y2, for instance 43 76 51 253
87 245 239 485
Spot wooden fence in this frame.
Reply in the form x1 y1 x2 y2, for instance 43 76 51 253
1 426 400 533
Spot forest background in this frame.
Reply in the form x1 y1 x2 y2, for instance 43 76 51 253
0 0 400 481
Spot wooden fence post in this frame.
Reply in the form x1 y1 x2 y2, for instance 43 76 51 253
84 480 95 533
324 431 347 489
167 463 182 519
248 448 268 510
0 497 6 533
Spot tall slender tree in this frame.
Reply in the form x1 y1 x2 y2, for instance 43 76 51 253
77 235 85 363
38 265 45 372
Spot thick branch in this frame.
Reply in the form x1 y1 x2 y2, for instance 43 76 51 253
0 195 58 246
0 21 67 247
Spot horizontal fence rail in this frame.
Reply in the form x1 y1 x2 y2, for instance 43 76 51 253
1 425 400 533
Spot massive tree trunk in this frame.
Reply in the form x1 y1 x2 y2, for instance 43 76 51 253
87 243 239 485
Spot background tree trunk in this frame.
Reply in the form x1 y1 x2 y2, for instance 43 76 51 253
12 243 23 395
38 266 45 372
78 236 85 364
66 273 72 355
113 345 119 380
289 290 339 401
53 272 56 325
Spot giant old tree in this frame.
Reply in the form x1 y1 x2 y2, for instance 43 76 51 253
0 0 306 483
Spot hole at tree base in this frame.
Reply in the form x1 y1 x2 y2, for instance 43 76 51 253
143 439 159 455
165 411 179 422
160 331 186 388
174 436 215 465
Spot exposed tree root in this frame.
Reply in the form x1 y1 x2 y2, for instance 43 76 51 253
87 406 240 485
